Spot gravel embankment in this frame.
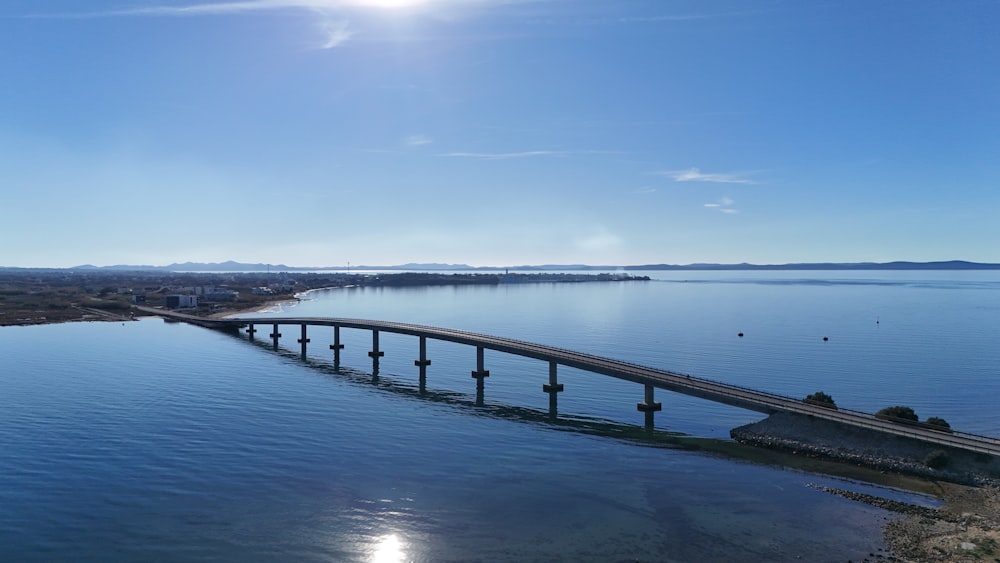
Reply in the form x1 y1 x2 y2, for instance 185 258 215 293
732 412 1000 562
731 412 1000 486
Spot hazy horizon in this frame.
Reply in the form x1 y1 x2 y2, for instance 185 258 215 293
6 258 1000 271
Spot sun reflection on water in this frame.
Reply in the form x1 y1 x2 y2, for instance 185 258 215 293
371 533 406 563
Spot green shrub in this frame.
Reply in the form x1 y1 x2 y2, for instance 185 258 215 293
924 450 949 469
875 405 919 423
804 391 837 409
923 417 952 432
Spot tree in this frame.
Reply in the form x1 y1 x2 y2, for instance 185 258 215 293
924 417 952 432
875 405 919 423
804 391 837 409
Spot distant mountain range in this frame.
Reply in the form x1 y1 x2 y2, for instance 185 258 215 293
66 260 1000 272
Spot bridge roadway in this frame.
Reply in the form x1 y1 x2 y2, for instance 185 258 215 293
140 308 1000 457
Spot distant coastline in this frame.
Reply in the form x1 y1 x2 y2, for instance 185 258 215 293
0 270 648 327
6 259 998 273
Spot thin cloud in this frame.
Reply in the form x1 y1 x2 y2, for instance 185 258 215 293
705 196 739 214
558 9 755 27
615 10 754 24
319 18 353 48
23 0 562 48
126 1 311 16
23 1 412 48
439 150 568 160
27 0 533 19
26 1 323 18
617 14 715 23
25 1 359 48
405 134 434 146
661 167 756 184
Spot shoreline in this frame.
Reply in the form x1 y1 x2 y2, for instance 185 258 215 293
731 412 1000 487
0 271 647 327
209 296 303 319
733 412 1000 561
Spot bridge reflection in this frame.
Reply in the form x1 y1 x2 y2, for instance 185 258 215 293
137 307 1000 458
224 328 964 492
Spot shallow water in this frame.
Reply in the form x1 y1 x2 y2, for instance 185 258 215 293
278 270 1000 437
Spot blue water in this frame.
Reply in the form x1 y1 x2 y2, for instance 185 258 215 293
275 270 1000 437
2 271 997 561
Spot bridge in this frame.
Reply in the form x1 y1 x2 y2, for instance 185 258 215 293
138 307 1000 458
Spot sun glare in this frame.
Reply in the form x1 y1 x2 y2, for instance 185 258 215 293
371 534 406 563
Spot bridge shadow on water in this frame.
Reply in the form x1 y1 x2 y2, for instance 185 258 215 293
223 331 943 494
228 330 690 444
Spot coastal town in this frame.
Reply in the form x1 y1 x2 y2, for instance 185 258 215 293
0 268 649 326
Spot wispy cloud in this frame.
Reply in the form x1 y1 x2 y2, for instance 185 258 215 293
439 150 568 160
616 14 715 23
705 196 739 214
25 1 368 48
29 0 529 19
615 10 754 24
29 1 333 18
558 9 754 28
405 134 433 146
318 17 353 48
660 167 757 184
32 0 561 47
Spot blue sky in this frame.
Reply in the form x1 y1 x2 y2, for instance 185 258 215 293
2 0 998 268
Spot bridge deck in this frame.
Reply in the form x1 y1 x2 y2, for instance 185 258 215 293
137 308 1000 457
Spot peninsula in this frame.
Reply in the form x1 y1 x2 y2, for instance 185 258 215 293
0 269 648 327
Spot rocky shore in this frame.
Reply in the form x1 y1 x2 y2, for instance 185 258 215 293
733 412 1000 561
732 412 1000 487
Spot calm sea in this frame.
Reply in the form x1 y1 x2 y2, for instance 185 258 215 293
2 270 997 562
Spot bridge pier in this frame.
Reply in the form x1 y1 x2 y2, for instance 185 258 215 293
269 323 281 351
329 325 344 369
298 324 310 359
246 323 257 342
543 361 564 419
637 384 663 428
368 329 384 376
414 336 431 393
471 346 489 406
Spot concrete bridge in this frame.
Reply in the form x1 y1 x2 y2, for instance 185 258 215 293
139 307 1000 458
